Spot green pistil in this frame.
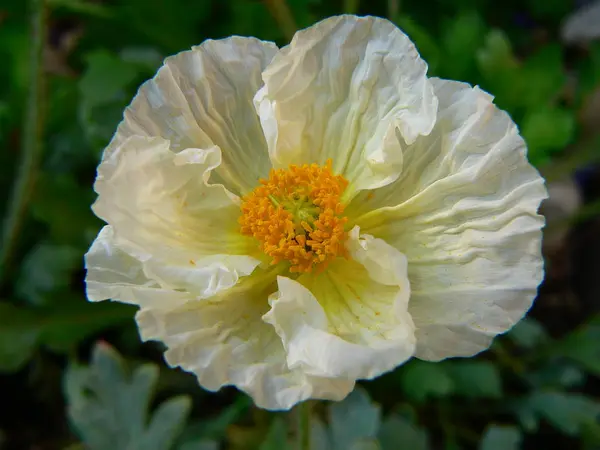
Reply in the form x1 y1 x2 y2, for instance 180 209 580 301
268 194 280 206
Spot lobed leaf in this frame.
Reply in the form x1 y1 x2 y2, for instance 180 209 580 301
329 387 381 450
64 342 192 450
479 425 522 450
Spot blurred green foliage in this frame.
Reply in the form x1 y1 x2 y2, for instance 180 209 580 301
1 0 599 449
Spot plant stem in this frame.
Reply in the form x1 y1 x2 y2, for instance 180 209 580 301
0 0 47 283
264 0 297 42
297 401 311 450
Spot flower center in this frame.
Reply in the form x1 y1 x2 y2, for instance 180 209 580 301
239 160 349 273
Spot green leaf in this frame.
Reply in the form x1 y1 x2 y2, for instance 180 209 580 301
0 301 134 372
49 0 113 17
400 360 454 402
513 402 539 433
440 11 486 80
476 29 521 112
120 47 164 73
378 414 428 450
527 392 600 436
82 101 132 150
520 45 566 109
479 425 522 450
556 318 600 376
445 361 502 399
0 303 40 371
527 0 571 19
46 126 94 173
329 387 381 450
145 397 194 450
76 52 138 151
65 343 192 450
582 420 600 449
528 362 586 389
477 29 518 75
31 174 101 246
79 50 138 110
16 244 80 306
259 417 288 450
522 107 576 164
178 441 218 450
507 318 549 349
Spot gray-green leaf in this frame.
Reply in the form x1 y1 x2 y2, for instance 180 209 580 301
479 426 522 450
527 392 600 436
446 361 502 399
79 50 138 109
378 415 428 450
507 318 549 350
557 319 600 376
400 360 455 402
178 441 218 450
311 417 332 450
64 343 192 450
330 388 381 450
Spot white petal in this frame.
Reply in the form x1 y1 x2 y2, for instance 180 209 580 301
345 225 408 286
136 273 354 410
85 225 259 307
85 226 188 308
93 136 256 263
89 137 261 302
143 255 259 299
264 232 415 381
351 79 548 360
106 37 277 195
255 15 437 197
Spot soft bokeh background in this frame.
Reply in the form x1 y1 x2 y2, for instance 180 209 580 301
1 0 599 449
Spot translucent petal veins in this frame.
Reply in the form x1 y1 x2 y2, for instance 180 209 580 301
239 160 349 273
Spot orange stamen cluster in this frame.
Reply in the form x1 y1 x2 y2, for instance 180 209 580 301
239 160 349 273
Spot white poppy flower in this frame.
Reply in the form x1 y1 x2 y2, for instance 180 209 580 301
85 15 547 410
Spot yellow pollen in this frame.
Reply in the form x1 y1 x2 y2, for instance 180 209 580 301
239 160 349 273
